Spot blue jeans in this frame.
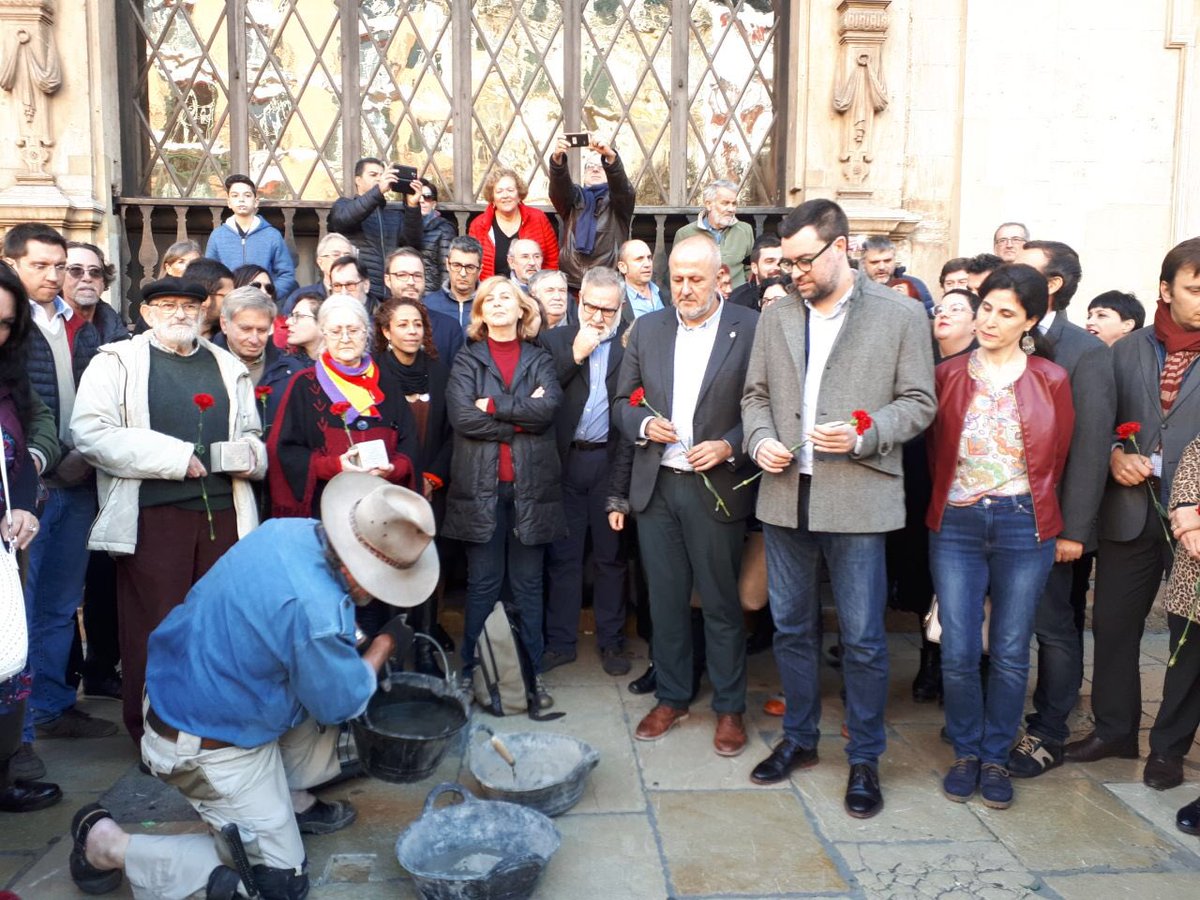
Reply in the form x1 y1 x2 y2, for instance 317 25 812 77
461 483 547 674
930 496 1056 765
763 491 890 765
23 485 96 738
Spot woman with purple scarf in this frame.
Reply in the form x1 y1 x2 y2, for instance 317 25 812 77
267 295 418 519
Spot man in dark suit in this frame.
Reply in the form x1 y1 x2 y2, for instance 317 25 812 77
615 234 759 757
540 267 630 675
1006 240 1115 777
1066 238 1200 789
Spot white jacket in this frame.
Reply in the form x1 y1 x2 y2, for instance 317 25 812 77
70 333 267 555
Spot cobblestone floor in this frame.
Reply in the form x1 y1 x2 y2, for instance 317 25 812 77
3 627 1198 899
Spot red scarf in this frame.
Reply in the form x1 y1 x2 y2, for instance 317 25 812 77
1154 300 1200 411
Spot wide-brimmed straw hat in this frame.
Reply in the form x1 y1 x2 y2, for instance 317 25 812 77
321 473 439 607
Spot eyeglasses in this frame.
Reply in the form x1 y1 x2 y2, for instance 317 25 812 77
287 311 315 322
148 300 204 316
448 261 480 274
933 302 972 317
324 325 366 339
778 237 838 273
251 281 276 296
420 192 434 200
387 271 422 282
66 265 104 280
994 236 1026 247
330 279 363 292
581 301 620 320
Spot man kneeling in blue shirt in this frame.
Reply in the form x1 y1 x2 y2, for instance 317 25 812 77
66 473 439 900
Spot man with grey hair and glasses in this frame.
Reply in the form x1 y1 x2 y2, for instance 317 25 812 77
674 179 755 288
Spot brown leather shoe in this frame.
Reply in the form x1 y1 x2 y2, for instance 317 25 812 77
635 705 688 741
762 695 785 717
714 713 747 757
1063 731 1139 763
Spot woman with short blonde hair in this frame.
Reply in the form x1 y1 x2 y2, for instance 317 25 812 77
467 276 541 343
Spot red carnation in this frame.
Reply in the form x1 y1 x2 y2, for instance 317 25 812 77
1116 421 1141 441
629 387 646 408
193 393 215 412
851 409 873 435
330 401 352 417
255 386 272 401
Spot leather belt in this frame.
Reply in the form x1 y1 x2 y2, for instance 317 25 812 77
571 440 607 451
662 466 694 475
146 707 234 751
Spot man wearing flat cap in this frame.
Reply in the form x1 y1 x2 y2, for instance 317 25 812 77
71 276 268 745
66 474 439 900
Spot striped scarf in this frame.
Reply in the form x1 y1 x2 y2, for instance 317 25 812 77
317 351 383 423
1154 300 1200 412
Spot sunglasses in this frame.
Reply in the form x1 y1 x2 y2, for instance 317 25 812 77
251 280 276 296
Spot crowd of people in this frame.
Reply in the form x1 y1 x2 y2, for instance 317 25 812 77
0 135 1199 898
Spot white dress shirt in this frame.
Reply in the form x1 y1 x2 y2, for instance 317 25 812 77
641 302 725 471
798 287 853 474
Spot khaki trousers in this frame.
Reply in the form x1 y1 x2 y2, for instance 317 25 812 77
123 715 340 899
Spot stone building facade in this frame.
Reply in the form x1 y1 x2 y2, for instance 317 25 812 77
0 0 1196 315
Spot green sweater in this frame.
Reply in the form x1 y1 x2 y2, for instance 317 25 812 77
675 217 755 288
140 346 233 511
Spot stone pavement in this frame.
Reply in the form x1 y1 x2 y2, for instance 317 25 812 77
3 629 1199 899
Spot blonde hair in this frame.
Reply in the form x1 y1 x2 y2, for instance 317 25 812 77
482 167 528 204
467 276 540 342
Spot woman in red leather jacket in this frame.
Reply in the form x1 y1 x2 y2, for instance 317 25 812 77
926 263 1074 811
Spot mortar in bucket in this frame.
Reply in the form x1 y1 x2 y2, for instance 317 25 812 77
351 635 468 783
467 724 600 817
396 782 560 900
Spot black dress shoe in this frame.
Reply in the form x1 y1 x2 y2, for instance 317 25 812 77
1177 795 1200 835
628 663 656 695
1143 752 1185 791
1063 732 1139 763
750 739 818 785
844 763 884 819
0 779 62 813
69 804 124 894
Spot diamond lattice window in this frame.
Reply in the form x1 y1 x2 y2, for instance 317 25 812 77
119 0 785 207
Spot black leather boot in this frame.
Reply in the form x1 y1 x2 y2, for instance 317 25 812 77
912 643 942 703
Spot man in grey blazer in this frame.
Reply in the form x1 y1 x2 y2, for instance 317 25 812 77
614 234 759 758
1005 241 1115 777
741 199 935 818
1066 238 1200 789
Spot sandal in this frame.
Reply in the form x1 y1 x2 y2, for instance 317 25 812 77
69 804 124 895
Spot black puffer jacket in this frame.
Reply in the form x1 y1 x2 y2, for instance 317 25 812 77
328 185 423 308
28 304 127 435
443 339 566 545
420 211 458 290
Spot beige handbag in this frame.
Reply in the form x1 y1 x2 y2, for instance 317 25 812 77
738 531 768 612
0 443 28 681
923 596 991 654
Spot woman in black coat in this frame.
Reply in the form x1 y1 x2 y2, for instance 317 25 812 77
444 276 565 708
376 296 454 672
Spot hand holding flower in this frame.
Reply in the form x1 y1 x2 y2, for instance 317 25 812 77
754 438 795 473
685 440 732 473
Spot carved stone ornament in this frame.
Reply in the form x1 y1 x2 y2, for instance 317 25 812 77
0 0 62 182
832 0 890 198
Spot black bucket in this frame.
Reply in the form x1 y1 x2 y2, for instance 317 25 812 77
351 655 469 783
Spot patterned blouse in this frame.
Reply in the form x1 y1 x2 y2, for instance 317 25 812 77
948 352 1031 506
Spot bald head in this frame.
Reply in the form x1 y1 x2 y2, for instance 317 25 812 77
618 239 654 289
669 235 721 324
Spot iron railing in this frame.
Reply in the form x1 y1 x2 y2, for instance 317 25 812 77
114 197 792 310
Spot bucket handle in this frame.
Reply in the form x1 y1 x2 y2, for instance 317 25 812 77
413 631 453 685
488 853 545 884
422 781 478 816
